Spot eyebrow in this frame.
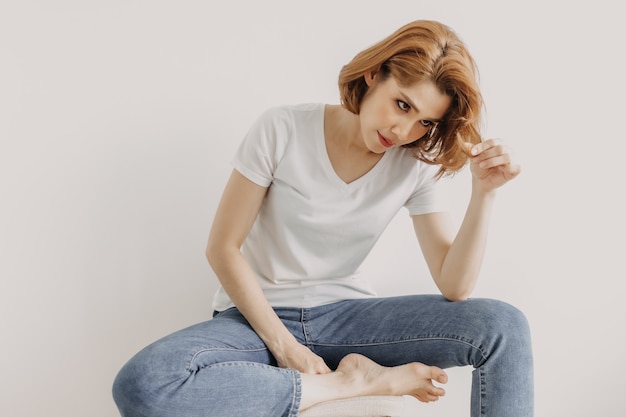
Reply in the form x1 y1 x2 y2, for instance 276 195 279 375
400 92 444 123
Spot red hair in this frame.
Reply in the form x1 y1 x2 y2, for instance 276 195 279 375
339 20 483 176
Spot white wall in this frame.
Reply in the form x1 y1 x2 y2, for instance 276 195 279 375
1 1 623 416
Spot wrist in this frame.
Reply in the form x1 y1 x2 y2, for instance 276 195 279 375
260 328 299 356
471 179 498 201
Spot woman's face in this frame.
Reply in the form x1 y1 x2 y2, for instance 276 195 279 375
359 73 451 153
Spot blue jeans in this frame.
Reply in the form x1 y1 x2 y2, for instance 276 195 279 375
112 295 534 417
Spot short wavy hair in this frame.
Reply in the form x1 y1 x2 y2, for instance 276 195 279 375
338 20 483 177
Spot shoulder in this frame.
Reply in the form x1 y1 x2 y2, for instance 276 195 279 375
244 103 324 147
256 103 323 126
237 104 322 163
257 103 324 124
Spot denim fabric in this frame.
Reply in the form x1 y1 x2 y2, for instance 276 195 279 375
112 295 533 417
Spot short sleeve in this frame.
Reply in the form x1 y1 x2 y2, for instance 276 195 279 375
404 163 448 216
232 107 292 187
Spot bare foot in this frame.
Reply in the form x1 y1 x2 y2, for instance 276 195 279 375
336 353 448 402
299 353 447 410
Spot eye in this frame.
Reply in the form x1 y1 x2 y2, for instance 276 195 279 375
396 100 411 112
420 120 434 127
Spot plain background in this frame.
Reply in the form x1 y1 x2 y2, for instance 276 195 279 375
1 0 624 416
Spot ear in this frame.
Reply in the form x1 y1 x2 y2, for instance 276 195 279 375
364 69 378 87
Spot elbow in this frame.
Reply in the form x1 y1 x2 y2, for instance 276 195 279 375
435 271 476 302
205 245 213 267
438 284 474 302
205 236 222 270
206 235 240 271
442 293 471 302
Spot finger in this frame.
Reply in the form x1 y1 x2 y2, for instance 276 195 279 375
315 363 332 374
306 356 331 374
463 141 475 157
508 163 522 177
318 367 332 374
468 138 504 158
301 365 323 374
474 145 510 165
502 163 522 179
479 137 504 150
477 153 511 170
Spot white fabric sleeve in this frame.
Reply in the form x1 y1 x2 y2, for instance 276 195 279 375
404 163 448 216
231 107 292 187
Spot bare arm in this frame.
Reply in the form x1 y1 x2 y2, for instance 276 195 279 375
413 191 494 301
206 169 331 373
413 139 520 301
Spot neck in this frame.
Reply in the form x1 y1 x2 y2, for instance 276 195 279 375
324 105 370 154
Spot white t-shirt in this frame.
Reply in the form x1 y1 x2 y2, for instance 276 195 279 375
212 103 446 311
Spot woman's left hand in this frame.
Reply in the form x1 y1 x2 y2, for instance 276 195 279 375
466 138 521 194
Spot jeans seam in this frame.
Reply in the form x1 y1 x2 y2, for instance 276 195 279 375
479 367 486 417
312 336 489 363
301 308 312 347
287 371 302 417
186 347 268 372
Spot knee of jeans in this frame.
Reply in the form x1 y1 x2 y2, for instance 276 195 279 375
112 345 186 417
478 299 532 344
112 354 156 417
112 358 140 417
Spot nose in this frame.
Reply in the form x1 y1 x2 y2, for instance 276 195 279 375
390 119 415 144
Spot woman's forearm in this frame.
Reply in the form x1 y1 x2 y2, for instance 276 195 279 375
207 245 299 355
436 185 496 301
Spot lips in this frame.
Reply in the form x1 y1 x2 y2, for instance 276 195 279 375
378 132 393 148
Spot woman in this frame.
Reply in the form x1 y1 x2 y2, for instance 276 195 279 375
113 20 534 417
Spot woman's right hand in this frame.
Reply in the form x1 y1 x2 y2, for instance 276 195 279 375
275 341 332 374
